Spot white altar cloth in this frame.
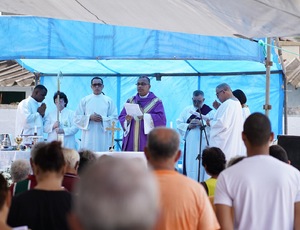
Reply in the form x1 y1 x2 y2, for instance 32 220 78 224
0 151 31 171
94 151 146 166
0 150 146 171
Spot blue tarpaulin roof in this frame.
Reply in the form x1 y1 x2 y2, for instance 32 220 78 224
0 16 284 137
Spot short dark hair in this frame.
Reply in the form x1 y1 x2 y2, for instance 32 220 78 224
269 145 289 163
53 92 68 107
34 84 47 93
138 76 151 84
0 174 8 209
147 128 179 159
33 141 65 172
91 77 103 85
243 113 271 146
233 89 247 105
202 147 226 175
193 90 204 97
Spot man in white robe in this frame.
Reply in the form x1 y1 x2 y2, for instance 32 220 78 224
44 92 79 149
15 85 47 142
209 83 245 161
74 77 118 152
177 90 214 182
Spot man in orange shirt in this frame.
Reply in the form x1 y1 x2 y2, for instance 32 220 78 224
144 127 220 230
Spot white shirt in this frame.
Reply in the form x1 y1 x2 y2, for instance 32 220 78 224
209 98 245 160
215 155 300 230
15 96 44 140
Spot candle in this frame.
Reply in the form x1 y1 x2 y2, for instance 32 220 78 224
34 126 37 135
57 76 60 92
170 121 173 129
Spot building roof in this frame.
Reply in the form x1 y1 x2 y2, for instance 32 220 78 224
0 60 35 87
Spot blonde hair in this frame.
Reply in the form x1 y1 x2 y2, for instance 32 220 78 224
63 148 80 169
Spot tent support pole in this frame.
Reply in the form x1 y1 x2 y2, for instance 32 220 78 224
275 38 288 134
264 38 272 117
33 72 41 86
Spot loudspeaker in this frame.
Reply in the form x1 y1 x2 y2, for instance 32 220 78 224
277 135 300 171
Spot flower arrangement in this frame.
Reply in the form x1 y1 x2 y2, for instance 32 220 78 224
1 167 12 186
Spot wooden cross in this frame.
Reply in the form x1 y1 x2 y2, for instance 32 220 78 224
106 121 121 151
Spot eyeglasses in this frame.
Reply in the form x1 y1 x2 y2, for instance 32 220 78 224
193 99 203 104
216 90 224 97
92 83 103 87
136 82 149 86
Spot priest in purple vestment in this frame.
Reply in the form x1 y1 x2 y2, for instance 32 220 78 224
119 76 166 151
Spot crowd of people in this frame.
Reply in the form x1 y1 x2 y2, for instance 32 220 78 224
8 77 300 229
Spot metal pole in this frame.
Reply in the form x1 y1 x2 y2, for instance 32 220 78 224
275 38 288 134
264 38 272 117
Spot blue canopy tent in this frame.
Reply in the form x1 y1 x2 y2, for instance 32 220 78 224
0 16 283 143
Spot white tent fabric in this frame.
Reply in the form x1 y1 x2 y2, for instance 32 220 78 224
0 0 300 38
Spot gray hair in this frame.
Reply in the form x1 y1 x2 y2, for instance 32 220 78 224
10 159 31 183
216 83 231 91
63 148 80 169
73 156 159 230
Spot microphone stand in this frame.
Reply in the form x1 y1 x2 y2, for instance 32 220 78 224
195 112 209 182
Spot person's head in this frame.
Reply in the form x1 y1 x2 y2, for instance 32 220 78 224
242 113 274 155
53 92 68 111
31 84 47 102
77 149 96 175
215 83 233 103
227 156 246 167
32 141 66 178
269 145 290 164
136 76 151 97
30 142 48 172
232 89 247 105
91 77 104 95
63 148 80 173
0 174 10 216
69 156 159 230
144 127 181 169
201 147 226 177
192 90 205 109
10 159 31 183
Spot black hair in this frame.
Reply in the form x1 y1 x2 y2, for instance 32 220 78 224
138 76 151 84
33 141 65 172
91 77 103 85
202 147 226 175
0 174 8 209
53 92 68 107
243 113 271 146
233 89 247 105
269 145 289 163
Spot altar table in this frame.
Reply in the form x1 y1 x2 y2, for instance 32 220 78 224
0 150 146 171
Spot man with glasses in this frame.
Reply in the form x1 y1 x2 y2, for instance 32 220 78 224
176 90 214 182
118 76 166 151
208 83 245 161
74 77 117 152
